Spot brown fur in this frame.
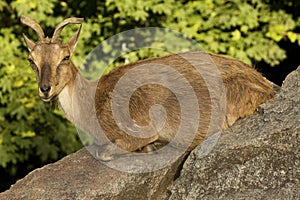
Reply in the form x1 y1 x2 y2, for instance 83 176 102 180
21 15 276 160
95 52 275 153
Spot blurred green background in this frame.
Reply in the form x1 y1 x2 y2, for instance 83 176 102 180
0 0 299 192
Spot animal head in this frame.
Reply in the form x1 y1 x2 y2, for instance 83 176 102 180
21 15 83 102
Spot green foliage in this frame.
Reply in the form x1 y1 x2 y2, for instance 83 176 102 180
0 0 299 191
0 35 82 167
163 0 300 66
0 0 82 185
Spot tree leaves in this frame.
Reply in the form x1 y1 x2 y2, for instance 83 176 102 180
163 0 298 66
0 2 82 172
0 0 299 189
0 0 299 169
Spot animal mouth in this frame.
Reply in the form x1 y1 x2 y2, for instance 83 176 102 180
40 94 57 102
41 97 52 102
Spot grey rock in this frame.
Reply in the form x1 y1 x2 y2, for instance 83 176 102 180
0 147 186 200
169 66 300 199
1 66 299 200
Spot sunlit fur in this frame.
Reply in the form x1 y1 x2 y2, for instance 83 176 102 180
21 15 276 160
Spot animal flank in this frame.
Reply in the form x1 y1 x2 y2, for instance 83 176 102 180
21 15 276 161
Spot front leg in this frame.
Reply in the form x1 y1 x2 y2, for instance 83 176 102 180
94 135 159 161
95 141 126 161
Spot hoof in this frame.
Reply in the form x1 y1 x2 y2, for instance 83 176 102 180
95 151 115 162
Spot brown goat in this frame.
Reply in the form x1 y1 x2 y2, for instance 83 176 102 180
21 15 276 161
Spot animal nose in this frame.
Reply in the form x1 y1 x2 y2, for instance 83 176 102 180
40 86 51 93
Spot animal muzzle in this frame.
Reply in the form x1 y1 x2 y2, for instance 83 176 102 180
39 84 52 101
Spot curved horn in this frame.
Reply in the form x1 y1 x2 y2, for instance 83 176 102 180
20 15 45 41
52 17 84 41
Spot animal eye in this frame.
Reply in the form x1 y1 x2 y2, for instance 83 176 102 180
28 58 35 65
28 59 38 71
28 59 36 67
63 55 70 61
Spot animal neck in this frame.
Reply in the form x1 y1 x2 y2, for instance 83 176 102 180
57 68 97 125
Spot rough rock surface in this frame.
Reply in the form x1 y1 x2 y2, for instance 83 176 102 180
0 66 299 200
169 66 300 199
0 147 187 200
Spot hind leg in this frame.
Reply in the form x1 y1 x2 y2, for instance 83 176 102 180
137 141 168 153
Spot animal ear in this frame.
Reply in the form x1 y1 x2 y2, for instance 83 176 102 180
67 24 82 55
23 33 35 52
